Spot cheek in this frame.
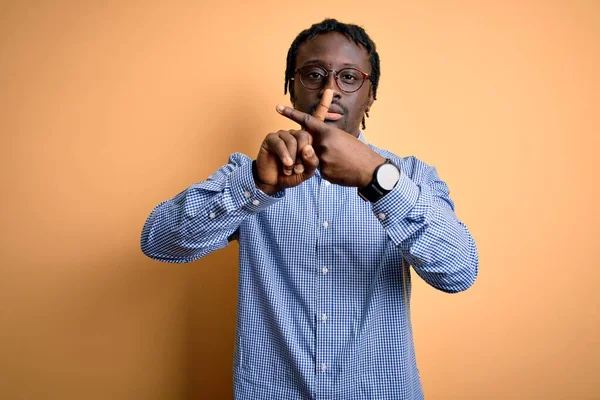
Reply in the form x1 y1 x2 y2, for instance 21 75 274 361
349 104 365 123
293 82 311 101
293 92 316 112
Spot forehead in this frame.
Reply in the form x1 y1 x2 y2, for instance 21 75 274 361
295 32 370 71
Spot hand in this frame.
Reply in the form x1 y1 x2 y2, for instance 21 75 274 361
275 89 385 188
254 90 334 195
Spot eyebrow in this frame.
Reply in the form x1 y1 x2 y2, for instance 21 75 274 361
301 59 362 69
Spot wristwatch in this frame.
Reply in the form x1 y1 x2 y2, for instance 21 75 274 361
358 159 401 202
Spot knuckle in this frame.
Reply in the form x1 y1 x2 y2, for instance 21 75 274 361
293 130 307 144
302 114 311 126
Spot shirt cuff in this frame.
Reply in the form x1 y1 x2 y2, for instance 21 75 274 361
371 172 420 228
229 160 285 212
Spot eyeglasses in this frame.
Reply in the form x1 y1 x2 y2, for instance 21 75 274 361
292 65 371 93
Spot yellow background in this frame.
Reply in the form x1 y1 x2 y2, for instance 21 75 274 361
1 1 598 399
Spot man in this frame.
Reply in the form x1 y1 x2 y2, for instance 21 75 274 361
142 19 478 399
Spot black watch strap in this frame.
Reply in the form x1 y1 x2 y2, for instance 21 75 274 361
358 159 400 203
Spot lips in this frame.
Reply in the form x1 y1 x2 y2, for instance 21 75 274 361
327 103 344 114
325 112 343 121
324 103 344 121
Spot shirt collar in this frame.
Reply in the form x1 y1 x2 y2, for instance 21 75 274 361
357 130 367 144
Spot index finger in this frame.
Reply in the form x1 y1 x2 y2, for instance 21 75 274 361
276 105 330 137
312 88 333 121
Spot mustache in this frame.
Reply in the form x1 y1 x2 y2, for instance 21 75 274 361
309 100 348 115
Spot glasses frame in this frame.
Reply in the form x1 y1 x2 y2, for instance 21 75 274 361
292 65 371 94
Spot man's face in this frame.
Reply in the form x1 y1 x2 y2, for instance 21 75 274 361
291 32 375 137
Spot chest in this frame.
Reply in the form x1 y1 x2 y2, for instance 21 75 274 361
251 178 392 266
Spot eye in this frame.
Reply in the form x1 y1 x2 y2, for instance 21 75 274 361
339 69 361 83
308 71 325 79
301 67 326 81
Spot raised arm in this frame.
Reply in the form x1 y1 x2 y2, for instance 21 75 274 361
276 103 478 293
141 94 332 263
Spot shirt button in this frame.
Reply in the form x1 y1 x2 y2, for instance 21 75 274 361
322 266 328 275
209 212 216 219
321 313 327 323
252 199 260 206
321 363 327 372
323 221 328 229
324 180 331 186
377 213 386 220
244 191 252 198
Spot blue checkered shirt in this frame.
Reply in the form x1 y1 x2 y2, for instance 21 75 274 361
141 133 478 399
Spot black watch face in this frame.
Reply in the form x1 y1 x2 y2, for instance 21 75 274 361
377 163 401 191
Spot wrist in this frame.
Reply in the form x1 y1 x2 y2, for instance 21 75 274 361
359 154 386 188
252 160 279 195
358 158 401 203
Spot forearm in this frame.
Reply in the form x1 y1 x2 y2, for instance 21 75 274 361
373 166 478 293
141 153 284 263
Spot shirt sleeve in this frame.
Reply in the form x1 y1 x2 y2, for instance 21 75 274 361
371 156 479 293
140 153 284 263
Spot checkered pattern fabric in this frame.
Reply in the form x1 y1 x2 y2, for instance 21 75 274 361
141 133 478 399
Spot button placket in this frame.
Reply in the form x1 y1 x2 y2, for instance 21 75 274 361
316 176 333 390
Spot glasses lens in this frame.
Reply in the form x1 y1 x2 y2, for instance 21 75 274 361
298 66 327 90
337 68 364 92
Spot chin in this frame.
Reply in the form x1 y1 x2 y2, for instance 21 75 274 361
325 119 358 136
324 118 347 130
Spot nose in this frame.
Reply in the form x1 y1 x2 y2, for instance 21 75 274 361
319 72 341 98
